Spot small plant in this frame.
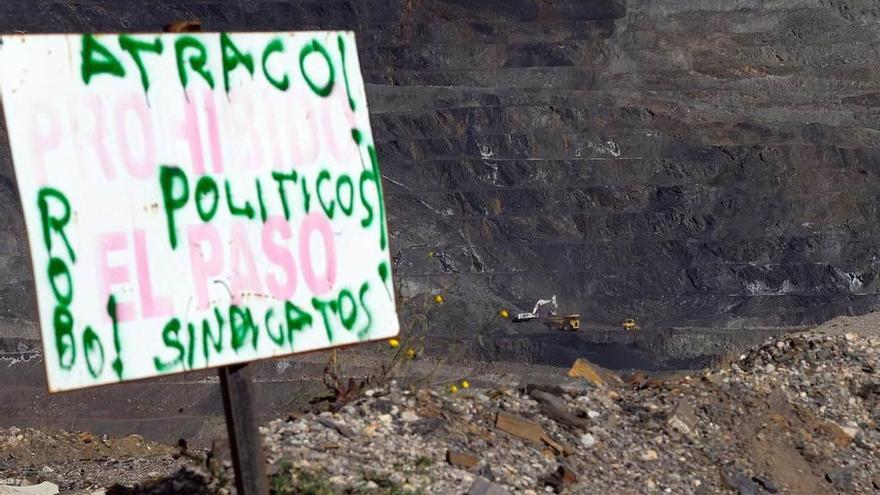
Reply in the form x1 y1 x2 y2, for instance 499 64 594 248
270 463 335 495
314 261 441 410
313 348 368 412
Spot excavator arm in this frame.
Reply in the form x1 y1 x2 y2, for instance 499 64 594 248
531 295 558 317
513 295 562 323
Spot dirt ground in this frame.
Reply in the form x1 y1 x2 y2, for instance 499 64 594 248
0 428 190 492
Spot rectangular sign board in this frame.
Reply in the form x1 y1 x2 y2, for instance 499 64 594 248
0 32 398 392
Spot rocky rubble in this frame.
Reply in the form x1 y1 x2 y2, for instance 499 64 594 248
4 327 879 494
222 329 879 493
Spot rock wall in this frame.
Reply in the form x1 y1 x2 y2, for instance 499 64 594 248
2 0 880 338
371 0 880 330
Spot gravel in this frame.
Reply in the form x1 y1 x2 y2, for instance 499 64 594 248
3 326 878 494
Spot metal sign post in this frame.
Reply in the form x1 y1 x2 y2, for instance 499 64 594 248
219 363 269 494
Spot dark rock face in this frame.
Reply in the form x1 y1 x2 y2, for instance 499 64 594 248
369 1 880 331
2 0 880 334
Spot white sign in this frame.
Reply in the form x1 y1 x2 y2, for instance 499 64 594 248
0 32 398 392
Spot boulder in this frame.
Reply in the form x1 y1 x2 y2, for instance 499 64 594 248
566 358 622 388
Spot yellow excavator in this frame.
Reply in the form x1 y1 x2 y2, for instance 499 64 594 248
511 295 581 332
